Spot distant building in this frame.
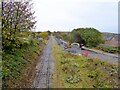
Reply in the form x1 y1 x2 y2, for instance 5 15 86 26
103 33 119 47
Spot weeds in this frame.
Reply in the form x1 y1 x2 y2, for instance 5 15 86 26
52 37 118 88
2 39 45 88
96 45 119 54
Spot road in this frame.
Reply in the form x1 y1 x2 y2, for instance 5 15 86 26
55 37 118 65
33 36 54 88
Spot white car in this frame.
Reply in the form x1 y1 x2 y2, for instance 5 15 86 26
71 43 80 48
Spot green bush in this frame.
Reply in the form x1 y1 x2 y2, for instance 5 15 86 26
20 38 30 47
2 49 26 80
97 45 119 54
2 39 44 88
71 28 104 47
62 62 81 84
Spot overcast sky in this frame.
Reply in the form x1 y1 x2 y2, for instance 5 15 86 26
32 0 119 33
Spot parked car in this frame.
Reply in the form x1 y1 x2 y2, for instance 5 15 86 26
71 43 80 48
82 52 88 56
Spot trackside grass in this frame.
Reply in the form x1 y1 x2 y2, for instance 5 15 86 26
52 37 118 88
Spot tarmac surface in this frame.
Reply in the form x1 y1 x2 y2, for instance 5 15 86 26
55 37 118 65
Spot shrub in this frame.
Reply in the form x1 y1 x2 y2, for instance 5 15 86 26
71 28 104 47
97 45 119 54
39 32 49 40
2 39 43 88
62 62 81 84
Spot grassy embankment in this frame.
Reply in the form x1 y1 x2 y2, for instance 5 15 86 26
95 45 119 54
2 39 46 88
52 38 118 88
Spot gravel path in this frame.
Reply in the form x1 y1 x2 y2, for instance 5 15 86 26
33 36 54 88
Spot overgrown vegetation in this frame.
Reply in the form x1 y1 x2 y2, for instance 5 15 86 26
96 45 120 54
52 38 118 88
2 39 46 88
2 2 36 51
71 28 104 47
1 1 50 88
39 32 49 40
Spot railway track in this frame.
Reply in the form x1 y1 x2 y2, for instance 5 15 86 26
33 36 54 88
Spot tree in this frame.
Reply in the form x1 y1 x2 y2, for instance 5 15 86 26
39 32 49 40
2 1 36 50
72 28 104 47
71 31 85 44
47 30 51 35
